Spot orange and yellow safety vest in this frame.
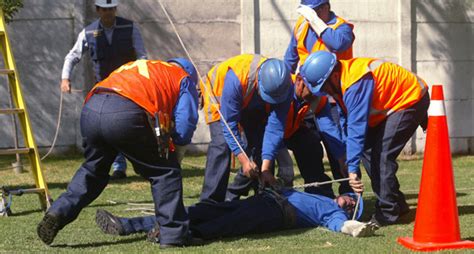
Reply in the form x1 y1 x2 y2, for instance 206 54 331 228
340 58 428 127
200 54 267 124
86 59 187 131
294 15 354 66
284 96 328 139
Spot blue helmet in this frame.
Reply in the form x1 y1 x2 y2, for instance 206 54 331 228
299 51 337 95
168 58 198 85
258 58 292 104
342 193 364 220
301 0 329 9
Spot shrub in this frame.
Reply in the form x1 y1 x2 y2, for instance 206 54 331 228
0 0 24 23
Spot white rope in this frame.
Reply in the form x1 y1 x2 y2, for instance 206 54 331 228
157 0 250 162
292 177 350 189
352 193 361 220
40 91 63 160
41 89 83 160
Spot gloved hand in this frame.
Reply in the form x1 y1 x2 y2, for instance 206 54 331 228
341 220 377 237
174 145 187 165
296 5 329 37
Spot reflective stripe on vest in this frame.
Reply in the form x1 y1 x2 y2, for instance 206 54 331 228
294 16 353 67
340 58 428 127
201 54 266 124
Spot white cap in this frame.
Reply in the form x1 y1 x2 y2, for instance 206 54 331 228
95 0 118 8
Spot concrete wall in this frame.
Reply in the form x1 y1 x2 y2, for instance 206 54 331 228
0 0 241 153
0 0 472 154
1 0 86 152
243 0 474 154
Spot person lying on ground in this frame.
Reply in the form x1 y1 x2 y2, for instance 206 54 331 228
95 188 377 243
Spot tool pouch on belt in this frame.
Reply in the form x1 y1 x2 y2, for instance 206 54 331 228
263 189 296 229
147 112 174 159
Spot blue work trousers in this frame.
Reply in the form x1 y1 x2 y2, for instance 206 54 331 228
119 194 285 239
47 93 189 245
225 107 267 201
285 126 335 198
361 93 430 224
199 122 232 203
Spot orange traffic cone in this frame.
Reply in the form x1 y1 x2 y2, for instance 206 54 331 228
397 85 474 251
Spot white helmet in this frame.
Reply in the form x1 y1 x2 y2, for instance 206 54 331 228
95 0 118 8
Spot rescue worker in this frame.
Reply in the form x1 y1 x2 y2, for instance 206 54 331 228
284 0 355 73
95 189 377 241
38 58 199 248
284 0 355 193
199 54 293 203
285 74 349 197
299 51 430 226
60 0 147 179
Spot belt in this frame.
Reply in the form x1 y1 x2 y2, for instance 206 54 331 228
263 190 296 229
95 88 121 96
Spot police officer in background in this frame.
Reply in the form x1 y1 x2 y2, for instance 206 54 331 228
38 58 199 248
60 0 147 179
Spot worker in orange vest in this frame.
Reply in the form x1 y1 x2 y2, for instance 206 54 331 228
200 54 293 202
284 0 355 73
299 51 430 227
38 59 199 248
284 75 349 197
284 0 354 193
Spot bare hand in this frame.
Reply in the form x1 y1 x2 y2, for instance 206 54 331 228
61 79 71 93
260 170 277 187
242 159 258 179
349 172 364 193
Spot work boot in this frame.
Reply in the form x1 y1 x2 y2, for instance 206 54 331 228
37 213 63 245
95 209 125 235
341 220 378 237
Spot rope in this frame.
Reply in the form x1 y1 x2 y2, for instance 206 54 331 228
40 91 63 160
292 177 350 189
157 0 250 162
40 89 82 160
352 193 361 220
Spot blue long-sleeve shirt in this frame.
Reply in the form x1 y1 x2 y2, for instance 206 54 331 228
340 74 374 174
282 189 348 232
284 12 354 73
220 70 291 160
172 76 199 146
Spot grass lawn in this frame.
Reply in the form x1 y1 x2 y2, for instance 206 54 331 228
0 154 473 253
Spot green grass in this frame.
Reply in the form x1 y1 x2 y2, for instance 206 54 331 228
0 154 473 253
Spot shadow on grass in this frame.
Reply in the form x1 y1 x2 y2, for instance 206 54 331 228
458 205 474 216
53 235 144 248
215 227 314 244
9 208 44 216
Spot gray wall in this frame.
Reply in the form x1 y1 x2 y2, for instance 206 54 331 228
1 0 472 154
242 0 474 154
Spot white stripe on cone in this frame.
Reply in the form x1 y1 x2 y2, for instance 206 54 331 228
428 100 446 116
